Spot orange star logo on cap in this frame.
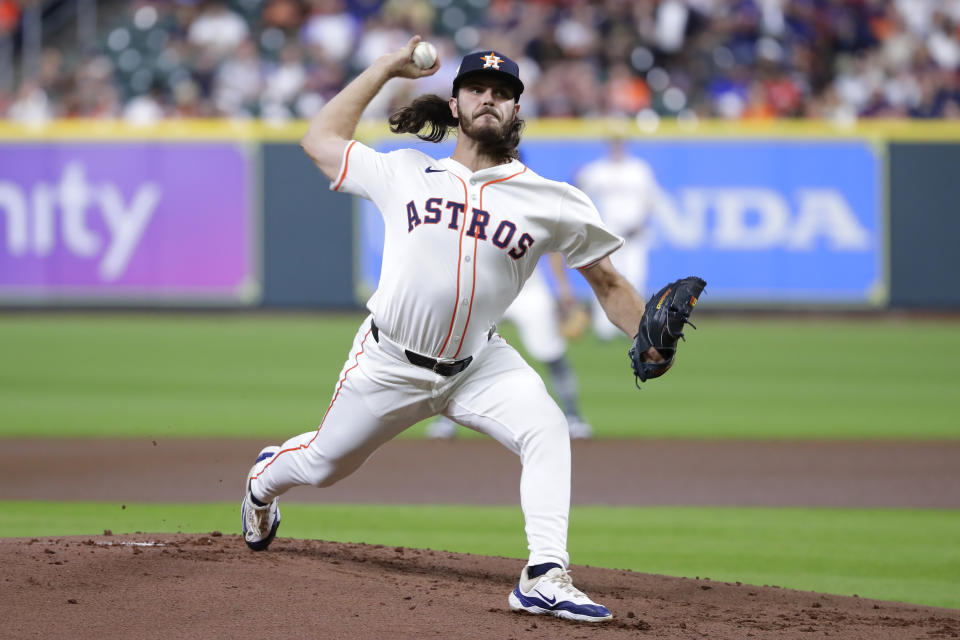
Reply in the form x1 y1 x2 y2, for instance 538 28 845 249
481 53 503 69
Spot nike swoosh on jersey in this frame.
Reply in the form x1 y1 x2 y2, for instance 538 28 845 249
425 167 447 173
533 589 557 605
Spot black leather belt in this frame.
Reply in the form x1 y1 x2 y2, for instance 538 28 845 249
370 320 473 376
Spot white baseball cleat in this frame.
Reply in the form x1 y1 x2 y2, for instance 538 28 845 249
566 416 593 440
241 446 281 551
508 566 613 622
425 417 458 440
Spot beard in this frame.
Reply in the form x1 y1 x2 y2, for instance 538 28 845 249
457 103 522 161
460 108 511 144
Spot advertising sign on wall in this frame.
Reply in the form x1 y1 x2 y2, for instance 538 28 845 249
357 138 882 305
0 143 256 302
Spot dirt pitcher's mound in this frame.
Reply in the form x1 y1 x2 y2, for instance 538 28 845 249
3 534 958 639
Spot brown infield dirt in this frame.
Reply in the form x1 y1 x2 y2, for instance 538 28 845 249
3 438 959 639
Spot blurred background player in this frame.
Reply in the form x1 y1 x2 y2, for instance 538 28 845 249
426 253 593 440
576 137 660 341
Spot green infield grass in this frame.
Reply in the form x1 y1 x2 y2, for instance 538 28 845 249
3 501 958 610
1 312 959 439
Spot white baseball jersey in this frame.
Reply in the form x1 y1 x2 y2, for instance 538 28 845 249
576 155 657 239
333 140 623 360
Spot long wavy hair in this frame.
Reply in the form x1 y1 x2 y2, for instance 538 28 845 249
388 94 524 163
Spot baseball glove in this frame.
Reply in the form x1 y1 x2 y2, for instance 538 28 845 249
628 276 707 388
558 300 590 340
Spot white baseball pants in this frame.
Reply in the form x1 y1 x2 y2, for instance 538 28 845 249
250 315 572 568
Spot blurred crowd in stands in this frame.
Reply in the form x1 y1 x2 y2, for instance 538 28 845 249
2 0 960 123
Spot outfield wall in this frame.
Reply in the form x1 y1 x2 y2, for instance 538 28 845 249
0 119 957 309
888 143 960 309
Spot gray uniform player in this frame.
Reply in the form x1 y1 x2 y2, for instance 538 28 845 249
241 37 663 623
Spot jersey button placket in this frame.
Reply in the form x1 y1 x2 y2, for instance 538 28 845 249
445 184 476 360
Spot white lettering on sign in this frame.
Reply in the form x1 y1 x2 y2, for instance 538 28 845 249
788 189 871 250
651 188 871 251
0 162 162 280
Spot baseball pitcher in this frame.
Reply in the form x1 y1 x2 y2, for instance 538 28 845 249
241 36 705 624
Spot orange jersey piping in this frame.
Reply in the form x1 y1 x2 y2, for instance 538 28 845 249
251 328 371 481
453 165 528 358
332 140 357 192
437 172 470 357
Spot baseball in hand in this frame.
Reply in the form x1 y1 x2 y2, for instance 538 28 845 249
412 41 438 69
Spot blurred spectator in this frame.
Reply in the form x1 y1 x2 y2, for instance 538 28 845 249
261 43 307 119
61 55 121 118
214 38 263 116
606 63 650 115
0 0 19 36
187 0 249 59
123 85 167 124
742 79 775 120
2 0 959 122
262 0 303 33
301 0 357 63
7 80 52 123
171 78 210 117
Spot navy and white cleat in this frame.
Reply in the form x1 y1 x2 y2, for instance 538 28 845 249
241 446 281 552
508 566 613 623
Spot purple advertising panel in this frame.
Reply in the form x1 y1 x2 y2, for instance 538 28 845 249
0 143 255 301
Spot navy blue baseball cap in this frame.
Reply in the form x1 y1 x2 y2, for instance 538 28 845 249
452 50 524 99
